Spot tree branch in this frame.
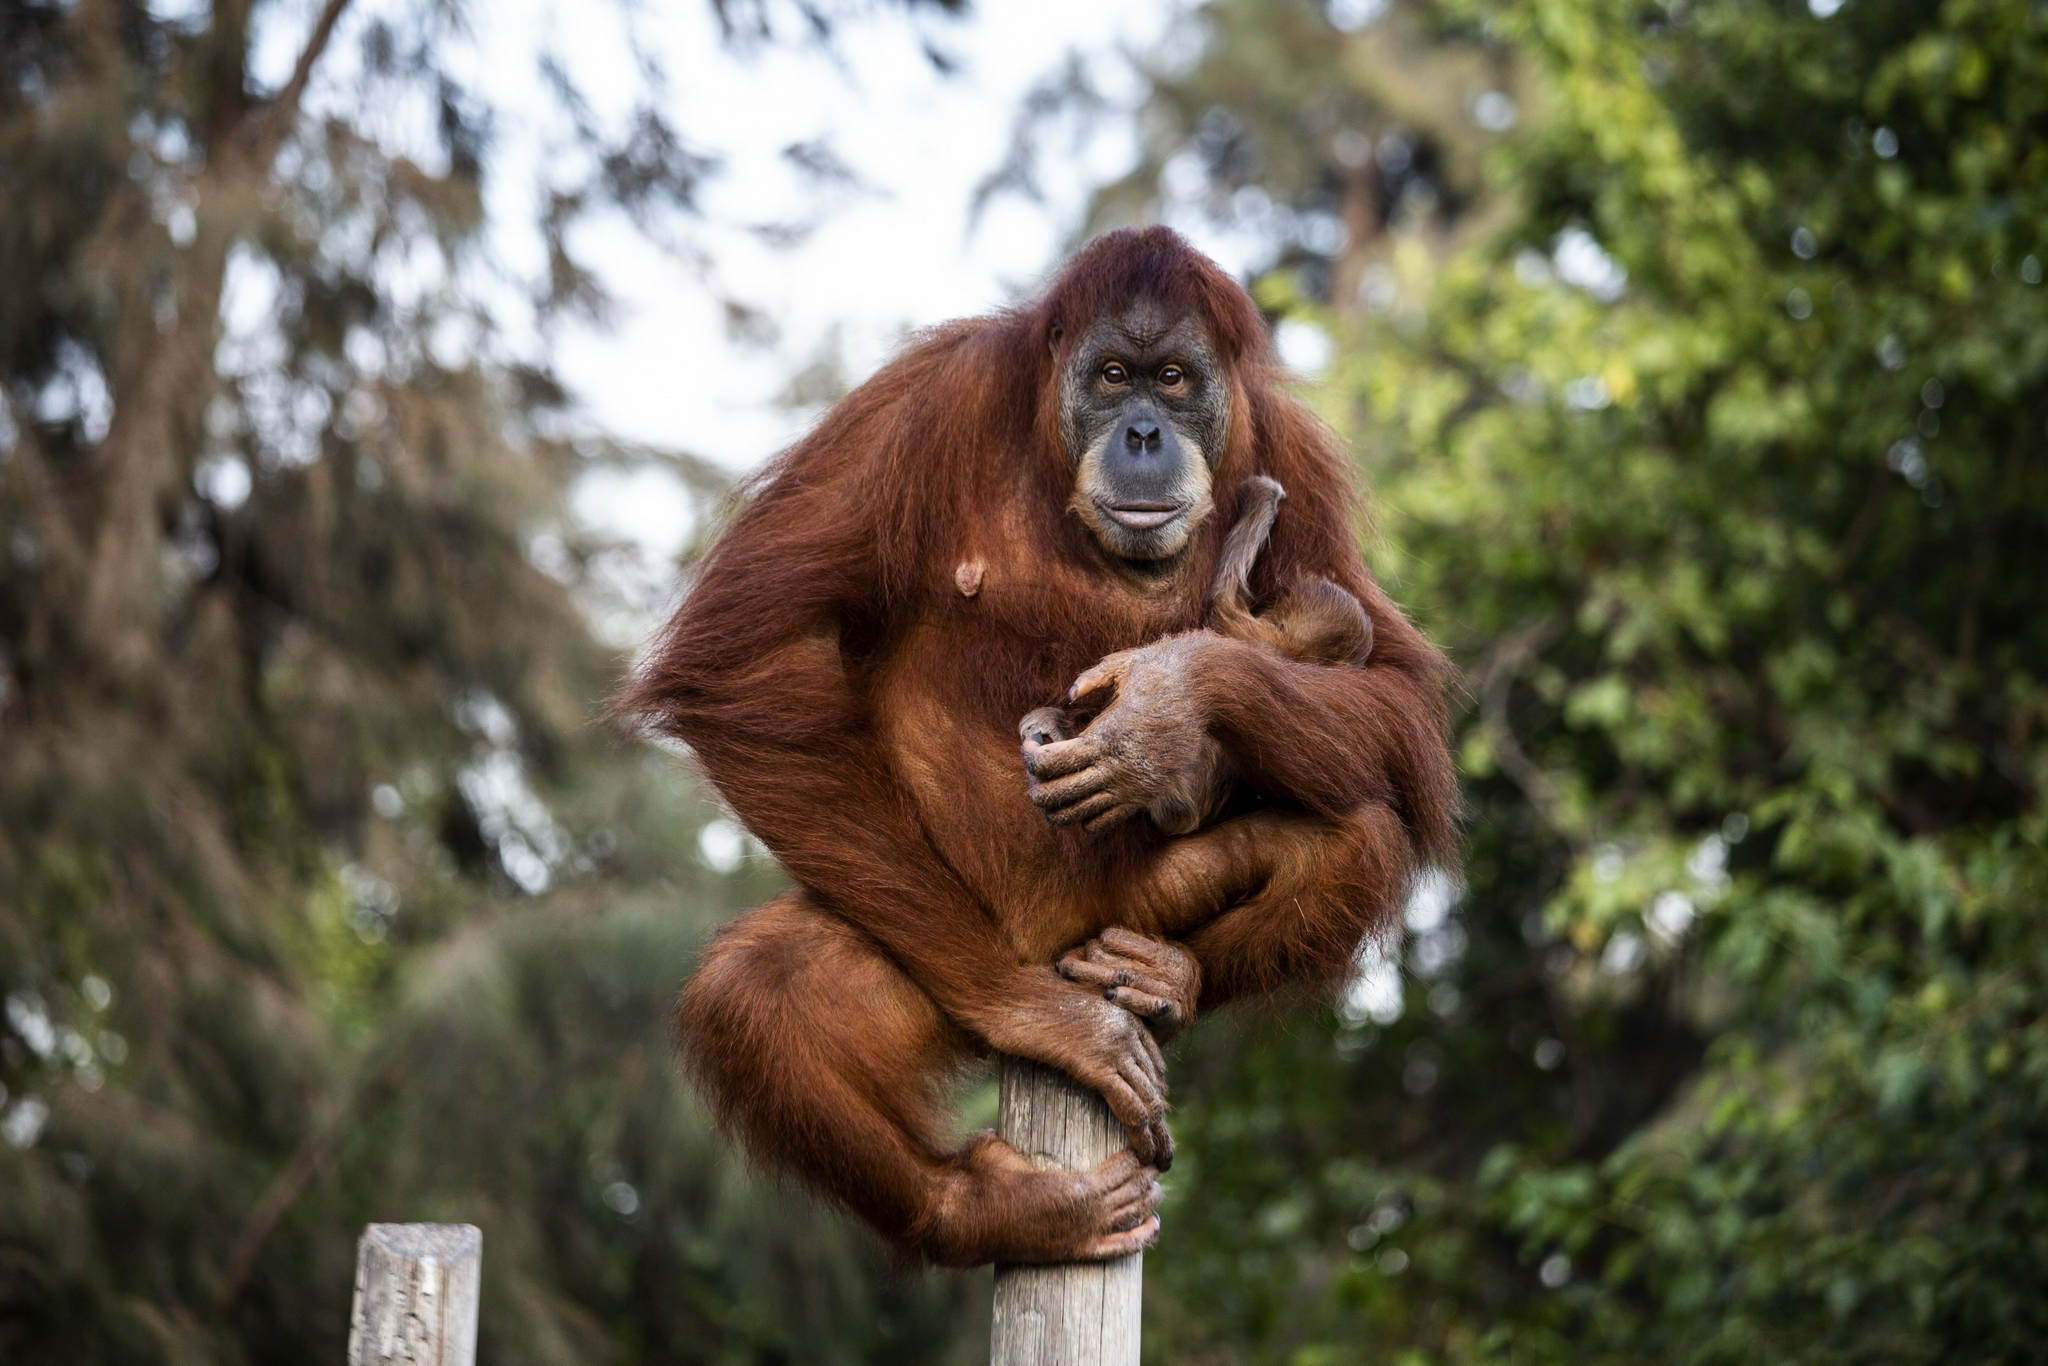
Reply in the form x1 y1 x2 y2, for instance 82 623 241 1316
215 1042 410 1309
1828 455 1897 585
1474 616 1573 840
242 0 355 160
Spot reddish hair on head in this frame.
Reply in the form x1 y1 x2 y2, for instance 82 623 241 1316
1032 226 1272 367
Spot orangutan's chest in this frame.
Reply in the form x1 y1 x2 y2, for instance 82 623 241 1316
864 614 1144 940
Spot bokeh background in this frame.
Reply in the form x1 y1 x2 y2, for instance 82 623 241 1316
3 0 2046 1361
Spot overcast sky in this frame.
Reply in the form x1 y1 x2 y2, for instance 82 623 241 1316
549 2 1183 466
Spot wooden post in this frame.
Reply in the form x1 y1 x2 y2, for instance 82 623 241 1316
346 1223 482 1366
990 1056 1142 1366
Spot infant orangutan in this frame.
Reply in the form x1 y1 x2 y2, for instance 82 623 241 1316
1020 475 1374 836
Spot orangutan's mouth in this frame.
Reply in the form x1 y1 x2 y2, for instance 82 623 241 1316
1101 501 1186 531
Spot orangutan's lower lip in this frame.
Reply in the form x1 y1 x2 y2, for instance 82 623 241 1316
1103 503 1186 530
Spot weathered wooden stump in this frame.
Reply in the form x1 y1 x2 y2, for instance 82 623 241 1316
346 1222 482 1366
990 1056 1142 1366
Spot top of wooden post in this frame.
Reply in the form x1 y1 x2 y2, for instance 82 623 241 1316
348 1222 482 1366
361 1223 481 1262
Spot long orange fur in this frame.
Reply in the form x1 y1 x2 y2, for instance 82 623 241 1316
618 227 1457 1265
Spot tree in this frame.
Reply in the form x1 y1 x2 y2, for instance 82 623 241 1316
0 2 983 1361
1101 1 2048 1361
1082 0 1527 302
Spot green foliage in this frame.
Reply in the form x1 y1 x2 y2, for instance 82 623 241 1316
1086 0 1527 301
1127 0 2048 1361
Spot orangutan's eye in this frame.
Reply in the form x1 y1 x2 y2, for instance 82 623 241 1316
1101 362 1129 385
1159 365 1185 387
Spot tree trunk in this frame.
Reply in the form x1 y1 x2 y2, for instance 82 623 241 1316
989 1056 1142 1366
1329 163 1381 312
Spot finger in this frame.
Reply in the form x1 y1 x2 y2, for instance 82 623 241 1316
1135 1019 1167 1079
1046 790 1123 828
1032 773 1112 817
1117 1057 1164 1119
1151 1121 1175 1172
1064 962 1163 995
1097 926 1168 960
1029 766 1111 811
1097 1078 1156 1160
1083 1149 1146 1189
1081 802 1143 834
1106 1165 1161 1207
1017 709 1070 750
1081 945 1161 978
1057 958 1127 987
1130 1056 1163 1114
1108 986 1177 1023
1097 1162 1157 1218
1024 736 1103 782
1069 655 1133 704
1082 1214 1160 1260
1100 965 1179 1000
1122 1034 1165 1098
1105 1179 1164 1230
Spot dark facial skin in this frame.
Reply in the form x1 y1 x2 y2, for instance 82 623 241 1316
1057 302 1232 563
